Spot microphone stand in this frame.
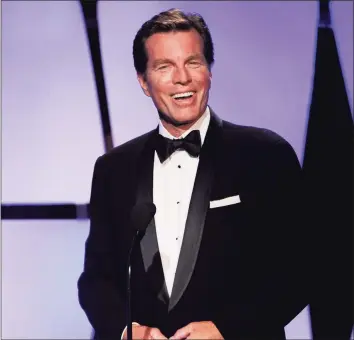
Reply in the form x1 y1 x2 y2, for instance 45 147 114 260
125 202 155 340
127 230 139 340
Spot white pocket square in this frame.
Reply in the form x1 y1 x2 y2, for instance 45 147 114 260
210 195 241 208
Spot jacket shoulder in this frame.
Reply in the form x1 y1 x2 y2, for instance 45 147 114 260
222 120 288 146
95 129 155 167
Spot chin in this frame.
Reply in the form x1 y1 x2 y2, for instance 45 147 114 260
174 108 201 120
173 115 199 126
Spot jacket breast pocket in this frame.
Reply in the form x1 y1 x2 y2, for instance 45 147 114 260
207 197 244 229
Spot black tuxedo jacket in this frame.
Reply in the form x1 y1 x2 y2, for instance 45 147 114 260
78 111 310 339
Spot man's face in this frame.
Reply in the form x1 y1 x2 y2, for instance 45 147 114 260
137 29 212 130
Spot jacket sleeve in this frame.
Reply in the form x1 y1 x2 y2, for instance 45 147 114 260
77 156 127 339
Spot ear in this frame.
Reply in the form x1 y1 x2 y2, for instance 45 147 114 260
137 73 151 97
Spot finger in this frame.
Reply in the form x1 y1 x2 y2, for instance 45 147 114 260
142 326 151 339
150 327 167 339
171 324 192 340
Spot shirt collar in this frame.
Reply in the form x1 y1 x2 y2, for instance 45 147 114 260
158 106 211 147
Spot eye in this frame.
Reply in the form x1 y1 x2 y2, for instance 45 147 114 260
188 60 201 67
157 64 169 70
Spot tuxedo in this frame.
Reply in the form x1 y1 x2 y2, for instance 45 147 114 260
78 110 310 339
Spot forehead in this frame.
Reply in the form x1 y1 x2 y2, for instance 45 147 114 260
144 29 204 60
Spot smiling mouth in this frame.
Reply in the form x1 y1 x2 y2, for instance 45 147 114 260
171 91 196 100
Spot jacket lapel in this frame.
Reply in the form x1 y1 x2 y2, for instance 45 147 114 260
168 111 223 311
135 130 169 305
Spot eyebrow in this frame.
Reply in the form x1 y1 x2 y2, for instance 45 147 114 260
152 58 172 68
185 54 204 62
152 54 204 68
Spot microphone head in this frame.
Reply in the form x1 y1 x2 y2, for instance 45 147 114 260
130 202 156 233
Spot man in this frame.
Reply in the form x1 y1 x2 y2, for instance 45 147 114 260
78 8 310 340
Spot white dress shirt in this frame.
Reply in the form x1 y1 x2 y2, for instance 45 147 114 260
121 107 211 338
153 106 211 296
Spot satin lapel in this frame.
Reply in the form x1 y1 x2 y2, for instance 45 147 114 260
135 130 169 305
168 111 223 311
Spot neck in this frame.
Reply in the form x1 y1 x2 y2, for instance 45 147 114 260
160 120 196 138
158 107 207 138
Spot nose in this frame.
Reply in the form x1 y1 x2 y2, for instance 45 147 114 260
172 66 191 85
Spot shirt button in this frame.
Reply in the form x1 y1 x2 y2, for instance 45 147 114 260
177 201 180 204
178 165 181 168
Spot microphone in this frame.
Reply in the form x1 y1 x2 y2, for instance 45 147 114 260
126 202 156 340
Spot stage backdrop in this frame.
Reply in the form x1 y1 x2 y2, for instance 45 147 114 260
2 1 353 338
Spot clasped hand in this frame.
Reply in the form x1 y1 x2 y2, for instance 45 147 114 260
124 321 223 339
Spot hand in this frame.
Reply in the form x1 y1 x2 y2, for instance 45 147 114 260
171 321 224 339
122 323 167 340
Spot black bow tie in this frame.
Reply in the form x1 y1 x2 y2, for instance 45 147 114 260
155 130 202 163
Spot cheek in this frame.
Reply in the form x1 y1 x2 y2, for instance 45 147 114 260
149 75 171 95
148 84 173 108
197 78 211 97
192 71 211 91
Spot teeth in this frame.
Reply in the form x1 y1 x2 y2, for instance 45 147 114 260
172 91 194 99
